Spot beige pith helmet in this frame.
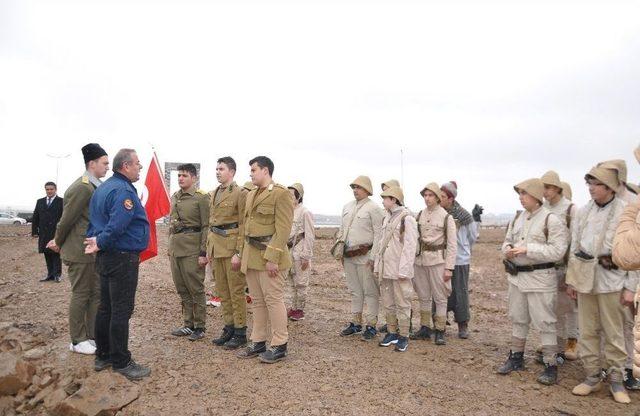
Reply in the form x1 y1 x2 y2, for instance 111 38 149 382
381 179 400 191
635 145 640 164
287 183 304 199
540 170 562 188
560 181 573 201
585 165 620 191
380 186 404 206
420 182 442 201
514 178 544 203
242 181 255 191
627 183 640 194
350 175 373 195
597 159 627 184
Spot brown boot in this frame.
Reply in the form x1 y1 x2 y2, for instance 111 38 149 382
564 338 578 361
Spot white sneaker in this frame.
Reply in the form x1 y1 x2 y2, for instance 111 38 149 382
87 339 96 347
70 340 96 355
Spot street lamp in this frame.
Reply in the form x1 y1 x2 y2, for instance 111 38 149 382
46 153 71 185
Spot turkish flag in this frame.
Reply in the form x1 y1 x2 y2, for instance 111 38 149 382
140 153 170 262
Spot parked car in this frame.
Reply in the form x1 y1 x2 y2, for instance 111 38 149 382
0 212 27 225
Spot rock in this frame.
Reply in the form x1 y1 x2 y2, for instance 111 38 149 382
43 388 67 412
0 352 35 396
22 348 46 361
39 374 53 389
27 383 54 408
0 396 14 413
52 372 140 416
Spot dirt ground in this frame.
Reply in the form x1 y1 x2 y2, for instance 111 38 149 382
0 225 637 415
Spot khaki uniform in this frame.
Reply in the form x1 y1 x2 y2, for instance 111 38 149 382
571 198 638 381
207 182 247 329
241 181 293 346
168 186 210 329
54 173 100 344
339 198 384 326
374 206 418 336
413 205 457 331
288 204 315 310
502 206 568 363
544 197 578 346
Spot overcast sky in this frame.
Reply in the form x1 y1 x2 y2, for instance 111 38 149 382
1 0 639 215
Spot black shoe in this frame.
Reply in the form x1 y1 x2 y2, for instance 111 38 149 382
497 351 525 375
379 333 399 347
535 351 566 366
340 322 362 337
259 343 287 364
54 275 62 282
537 363 558 385
236 341 266 359
171 326 194 337
114 360 151 381
212 325 234 346
434 330 446 345
361 325 377 341
223 327 247 350
94 357 111 372
40 276 54 282
409 325 432 340
624 368 640 390
394 336 409 352
188 328 205 341
378 324 388 333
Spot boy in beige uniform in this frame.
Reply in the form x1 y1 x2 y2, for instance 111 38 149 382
568 165 638 403
497 178 568 385
287 183 315 321
540 170 578 361
337 175 385 340
411 183 457 345
374 186 418 352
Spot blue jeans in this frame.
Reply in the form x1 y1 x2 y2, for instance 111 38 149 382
94 251 139 369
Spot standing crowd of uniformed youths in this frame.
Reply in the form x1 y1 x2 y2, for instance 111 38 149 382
39 143 640 405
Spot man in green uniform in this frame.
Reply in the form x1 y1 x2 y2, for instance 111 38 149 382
169 164 211 341
47 143 109 355
208 157 249 349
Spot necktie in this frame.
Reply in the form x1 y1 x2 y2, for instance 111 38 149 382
47 198 51 207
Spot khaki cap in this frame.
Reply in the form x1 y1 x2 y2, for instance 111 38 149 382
514 178 544 203
585 165 620 191
540 170 562 188
380 186 404 206
420 182 442 201
287 183 304 199
350 175 373 195
560 181 572 201
597 159 627 184
242 181 255 191
381 179 400 191
627 183 640 194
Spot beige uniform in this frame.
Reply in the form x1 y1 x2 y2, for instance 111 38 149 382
544 197 578 346
288 204 315 310
374 206 418 336
241 182 293 346
413 205 457 331
339 198 384 326
571 198 639 381
502 207 568 363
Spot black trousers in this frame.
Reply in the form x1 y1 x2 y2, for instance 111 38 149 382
94 251 140 369
431 264 471 324
44 250 62 278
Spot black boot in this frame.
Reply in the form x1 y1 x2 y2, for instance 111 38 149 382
537 363 558 385
236 341 267 359
223 327 247 350
259 343 287 364
212 325 234 346
497 351 525 375
434 329 446 345
624 368 640 390
409 325 432 340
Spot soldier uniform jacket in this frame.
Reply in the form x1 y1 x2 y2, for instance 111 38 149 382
415 205 458 269
207 182 246 259
338 198 384 265
289 204 315 261
374 206 418 280
54 173 99 263
502 207 568 292
240 182 294 274
168 186 210 257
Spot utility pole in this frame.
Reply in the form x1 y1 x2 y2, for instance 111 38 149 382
400 148 404 186
46 153 71 185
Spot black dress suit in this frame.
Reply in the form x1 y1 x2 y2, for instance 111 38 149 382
32 195 63 278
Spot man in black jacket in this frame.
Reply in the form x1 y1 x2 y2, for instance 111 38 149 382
32 182 63 282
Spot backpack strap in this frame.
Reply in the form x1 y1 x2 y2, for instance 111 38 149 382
565 203 574 229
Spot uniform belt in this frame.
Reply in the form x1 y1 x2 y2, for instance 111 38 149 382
287 233 305 249
246 235 273 251
343 244 373 258
174 226 201 234
210 223 239 236
514 262 556 273
598 255 618 270
419 243 447 252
